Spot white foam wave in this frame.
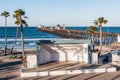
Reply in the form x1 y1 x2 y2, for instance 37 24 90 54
0 38 55 41
0 38 68 41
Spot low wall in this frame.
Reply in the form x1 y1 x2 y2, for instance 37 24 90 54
26 55 37 68
20 67 116 77
112 54 120 62
38 43 89 64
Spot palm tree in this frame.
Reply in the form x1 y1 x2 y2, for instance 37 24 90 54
8 15 28 56
93 17 108 53
1 11 10 55
13 9 28 67
87 26 98 50
7 16 19 55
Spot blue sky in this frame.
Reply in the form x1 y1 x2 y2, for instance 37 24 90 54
0 0 120 26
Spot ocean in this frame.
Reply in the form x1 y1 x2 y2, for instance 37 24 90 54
0 26 120 50
0 27 59 50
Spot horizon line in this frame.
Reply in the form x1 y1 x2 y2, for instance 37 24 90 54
0 26 120 27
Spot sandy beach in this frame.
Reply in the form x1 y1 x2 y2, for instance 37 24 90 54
95 43 120 54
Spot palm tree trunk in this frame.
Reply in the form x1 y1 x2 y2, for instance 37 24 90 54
20 26 25 58
105 34 107 46
19 17 26 68
4 17 7 55
7 26 19 54
92 33 94 44
20 26 26 67
99 24 102 53
92 33 95 50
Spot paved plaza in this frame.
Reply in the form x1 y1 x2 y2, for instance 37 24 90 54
0 56 120 80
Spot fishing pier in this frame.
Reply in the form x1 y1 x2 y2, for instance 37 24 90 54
37 27 117 41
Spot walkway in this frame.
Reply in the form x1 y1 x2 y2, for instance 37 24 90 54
0 57 120 80
22 62 116 72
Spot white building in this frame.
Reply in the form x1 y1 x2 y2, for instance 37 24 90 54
112 50 120 64
37 25 45 28
26 39 92 69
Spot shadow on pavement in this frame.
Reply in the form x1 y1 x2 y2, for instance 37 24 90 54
0 75 18 80
0 61 21 68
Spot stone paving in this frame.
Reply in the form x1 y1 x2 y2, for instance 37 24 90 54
23 61 116 72
0 56 120 80
20 71 120 80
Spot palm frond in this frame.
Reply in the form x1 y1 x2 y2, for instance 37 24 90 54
13 9 28 27
93 20 98 25
87 26 98 34
103 20 108 24
1 11 10 17
24 16 28 19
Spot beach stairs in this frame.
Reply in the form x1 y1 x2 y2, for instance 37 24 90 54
20 62 117 77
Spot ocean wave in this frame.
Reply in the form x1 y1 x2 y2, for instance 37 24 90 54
0 38 69 42
0 38 59 41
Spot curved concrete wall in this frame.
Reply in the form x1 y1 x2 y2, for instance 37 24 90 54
37 43 89 64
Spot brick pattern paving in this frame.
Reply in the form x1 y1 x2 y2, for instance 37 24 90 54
0 56 120 80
